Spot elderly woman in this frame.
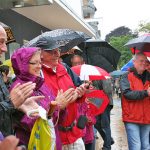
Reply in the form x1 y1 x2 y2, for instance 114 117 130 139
10 47 74 149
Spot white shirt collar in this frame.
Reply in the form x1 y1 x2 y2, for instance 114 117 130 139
42 64 57 73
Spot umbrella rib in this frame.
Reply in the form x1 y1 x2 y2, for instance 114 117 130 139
97 51 116 69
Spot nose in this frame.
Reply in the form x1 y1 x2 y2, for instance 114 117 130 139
37 62 42 68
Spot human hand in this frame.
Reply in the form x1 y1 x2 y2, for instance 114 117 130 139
0 135 22 150
55 88 75 109
75 82 89 98
18 95 45 115
84 80 92 89
10 82 36 108
68 83 89 103
2 72 8 83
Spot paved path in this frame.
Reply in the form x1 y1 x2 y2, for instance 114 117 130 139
95 96 128 150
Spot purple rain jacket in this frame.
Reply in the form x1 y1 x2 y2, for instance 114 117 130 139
9 47 62 148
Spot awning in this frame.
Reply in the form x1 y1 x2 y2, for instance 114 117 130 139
12 0 96 37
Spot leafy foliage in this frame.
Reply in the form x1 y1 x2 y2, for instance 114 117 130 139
105 26 136 42
105 26 138 69
109 35 134 69
137 21 150 33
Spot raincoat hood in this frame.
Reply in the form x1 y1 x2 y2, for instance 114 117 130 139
11 47 44 89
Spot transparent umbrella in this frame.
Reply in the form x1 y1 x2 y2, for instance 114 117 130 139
23 29 89 52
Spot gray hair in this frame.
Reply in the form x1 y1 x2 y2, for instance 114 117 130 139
133 52 146 61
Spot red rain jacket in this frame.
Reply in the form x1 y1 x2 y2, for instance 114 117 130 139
121 72 150 124
42 63 84 145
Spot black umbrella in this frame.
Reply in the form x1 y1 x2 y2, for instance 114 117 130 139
23 29 88 52
0 22 15 44
124 34 150 52
78 39 121 72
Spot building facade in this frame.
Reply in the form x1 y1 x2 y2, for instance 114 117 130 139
0 0 99 60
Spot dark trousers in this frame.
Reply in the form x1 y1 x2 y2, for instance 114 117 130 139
94 105 113 150
85 143 94 150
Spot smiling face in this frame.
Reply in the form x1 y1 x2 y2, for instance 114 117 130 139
41 48 60 68
0 26 7 57
28 51 42 77
133 53 147 74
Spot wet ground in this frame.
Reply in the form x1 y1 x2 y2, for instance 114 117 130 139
95 95 128 150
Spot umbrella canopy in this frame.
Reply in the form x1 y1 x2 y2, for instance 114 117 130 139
121 58 133 71
71 64 110 81
86 90 109 116
23 29 88 52
125 34 150 52
0 22 15 44
130 48 150 57
76 31 91 40
125 34 150 53
110 70 127 78
78 39 121 72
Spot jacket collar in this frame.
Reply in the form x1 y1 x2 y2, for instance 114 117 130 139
42 63 67 77
130 67 150 83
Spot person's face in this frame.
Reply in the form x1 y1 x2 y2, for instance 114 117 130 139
71 56 84 66
41 48 60 67
28 51 42 77
133 55 147 73
0 27 7 57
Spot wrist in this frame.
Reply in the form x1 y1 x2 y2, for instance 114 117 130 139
9 96 16 109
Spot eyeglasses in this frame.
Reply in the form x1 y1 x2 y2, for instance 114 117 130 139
29 61 42 66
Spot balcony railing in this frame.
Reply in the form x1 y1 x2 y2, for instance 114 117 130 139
82 4 96 18
0 0 53 9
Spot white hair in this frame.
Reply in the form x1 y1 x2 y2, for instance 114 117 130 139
133 52 146 61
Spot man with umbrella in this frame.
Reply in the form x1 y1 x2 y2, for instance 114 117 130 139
31 37 89 149
120 52 150 150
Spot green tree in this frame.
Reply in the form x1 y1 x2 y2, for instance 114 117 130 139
105 26 136 42
137 21 150 33
105 26 137 69
109 35 134 69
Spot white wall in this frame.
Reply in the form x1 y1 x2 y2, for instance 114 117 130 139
61 0 83 18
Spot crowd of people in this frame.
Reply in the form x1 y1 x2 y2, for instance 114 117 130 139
0 24 150 150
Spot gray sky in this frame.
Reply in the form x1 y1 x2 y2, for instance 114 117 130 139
94 0 150 39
